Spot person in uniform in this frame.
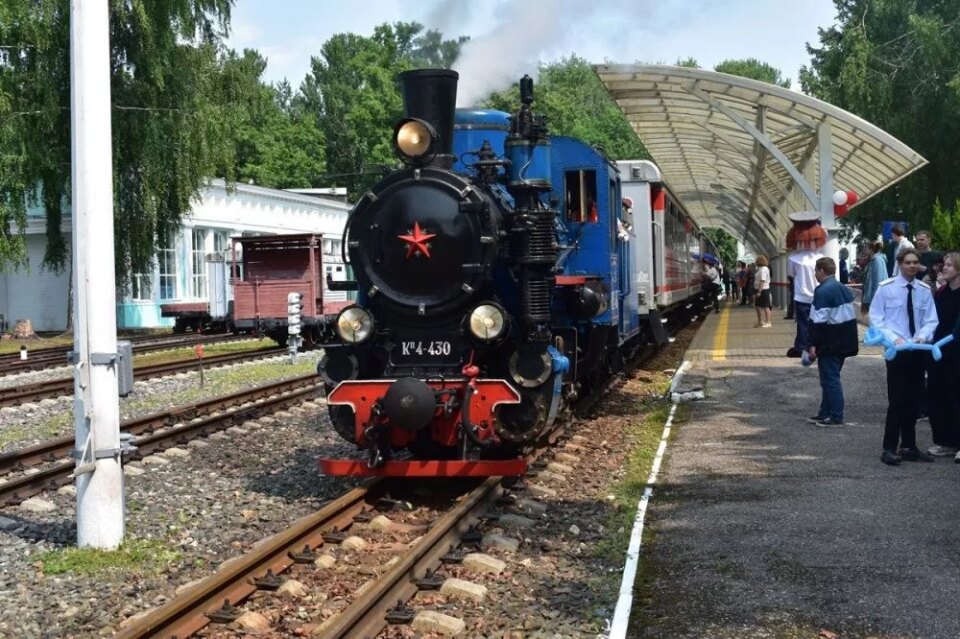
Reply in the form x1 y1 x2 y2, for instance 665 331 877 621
869 248 939 465
785 212 827 357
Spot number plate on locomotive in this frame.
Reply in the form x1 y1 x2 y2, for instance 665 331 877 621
391 340 456 365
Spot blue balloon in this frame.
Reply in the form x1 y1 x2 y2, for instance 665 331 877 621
863 326 954 361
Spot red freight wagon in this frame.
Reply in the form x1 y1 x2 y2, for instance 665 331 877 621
231 234 350 347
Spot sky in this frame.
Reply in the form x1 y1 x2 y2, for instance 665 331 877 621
227 0 839 98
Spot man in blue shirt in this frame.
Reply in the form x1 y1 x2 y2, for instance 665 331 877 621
806 258 859 427
869 248 939 465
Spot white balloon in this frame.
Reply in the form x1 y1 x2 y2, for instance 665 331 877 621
832 190 848 206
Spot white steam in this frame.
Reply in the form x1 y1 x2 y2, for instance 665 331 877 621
439 0 580 107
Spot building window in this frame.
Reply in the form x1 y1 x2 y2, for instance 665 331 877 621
131 274 152 301
213 231 229 254
190 228 207 299
158 231 177 300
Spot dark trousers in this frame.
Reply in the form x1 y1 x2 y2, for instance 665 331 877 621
928 351 960 447
816 355 845 421
794 302 812 350
883 351 925 451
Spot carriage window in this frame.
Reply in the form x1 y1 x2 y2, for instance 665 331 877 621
564 170 598 223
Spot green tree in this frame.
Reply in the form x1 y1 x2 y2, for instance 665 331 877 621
702 227 738 268
715 58 791 88
217 50 325 189
0 0 237 288
799 0 960 241
931 197 960 251
483 57 648 161
301 22 468 198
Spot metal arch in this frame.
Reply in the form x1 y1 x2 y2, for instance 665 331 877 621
683 81 821 210
595 64 928 256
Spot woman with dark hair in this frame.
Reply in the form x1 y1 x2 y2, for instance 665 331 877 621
839 247 850 284
927 252 960 458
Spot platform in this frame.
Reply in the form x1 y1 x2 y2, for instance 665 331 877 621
631 298 960 638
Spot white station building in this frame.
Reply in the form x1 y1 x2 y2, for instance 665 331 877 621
0 180 351 332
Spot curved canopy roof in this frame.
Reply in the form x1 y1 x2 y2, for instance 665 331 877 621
594 64 927 254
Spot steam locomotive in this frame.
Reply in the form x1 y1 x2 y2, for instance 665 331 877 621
317 69 716 477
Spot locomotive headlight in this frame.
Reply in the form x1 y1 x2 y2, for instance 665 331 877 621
336 306 375 343
468 304 506 341
394 118 437 163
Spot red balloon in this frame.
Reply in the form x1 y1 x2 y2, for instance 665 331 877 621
845 190 859 206
834 203 849 218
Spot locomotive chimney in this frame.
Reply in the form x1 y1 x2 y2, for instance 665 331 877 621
398 69 459 168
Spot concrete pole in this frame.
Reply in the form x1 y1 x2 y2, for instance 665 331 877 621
71 0 124 548
817 122 840 278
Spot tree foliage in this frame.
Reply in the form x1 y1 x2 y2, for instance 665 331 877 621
0 0 237 285
931 198 960 250
300 22 468 198
800 0 960 247
217 50 324 189
483 56 648 161
715 58 791 88
702 227 739 268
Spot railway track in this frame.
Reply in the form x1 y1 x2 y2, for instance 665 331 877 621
0 374 324 507
113 475 502 639
109 325 691 638
0 333 253 377
0 347 285 408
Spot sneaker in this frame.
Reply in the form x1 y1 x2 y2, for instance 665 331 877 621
927 445 959 457
807 415 826 423
761 323 772 328
815 418 844 428
955 450 960 464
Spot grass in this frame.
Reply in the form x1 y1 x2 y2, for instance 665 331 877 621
593 400 683 565
0 412 73 450
0 356 319 451
38 538 182 576
0 334 74 355
131 337 280 367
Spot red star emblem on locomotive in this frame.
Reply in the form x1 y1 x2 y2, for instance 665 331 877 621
398 221 436 259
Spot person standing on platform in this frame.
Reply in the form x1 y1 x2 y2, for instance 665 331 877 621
914 230 942 285
754 255 772 327
785 212 827 358
806 257 858 427
926 253 960 458
869 248 939 465
890 225 914 278
861 241 888 317
838 247 850 284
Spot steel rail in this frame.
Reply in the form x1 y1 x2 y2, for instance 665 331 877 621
113 482 386 639
0 333 251 376
0 378 324 506
315 476 501 638
0 347 285 407
0 374 319 476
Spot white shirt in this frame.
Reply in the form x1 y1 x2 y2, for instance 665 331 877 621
787 250 823 304
755 265 770 291
868 275 939 343
705 266 720 285
891 238 915 278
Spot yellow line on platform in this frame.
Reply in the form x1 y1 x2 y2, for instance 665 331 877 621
711 302 731 361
